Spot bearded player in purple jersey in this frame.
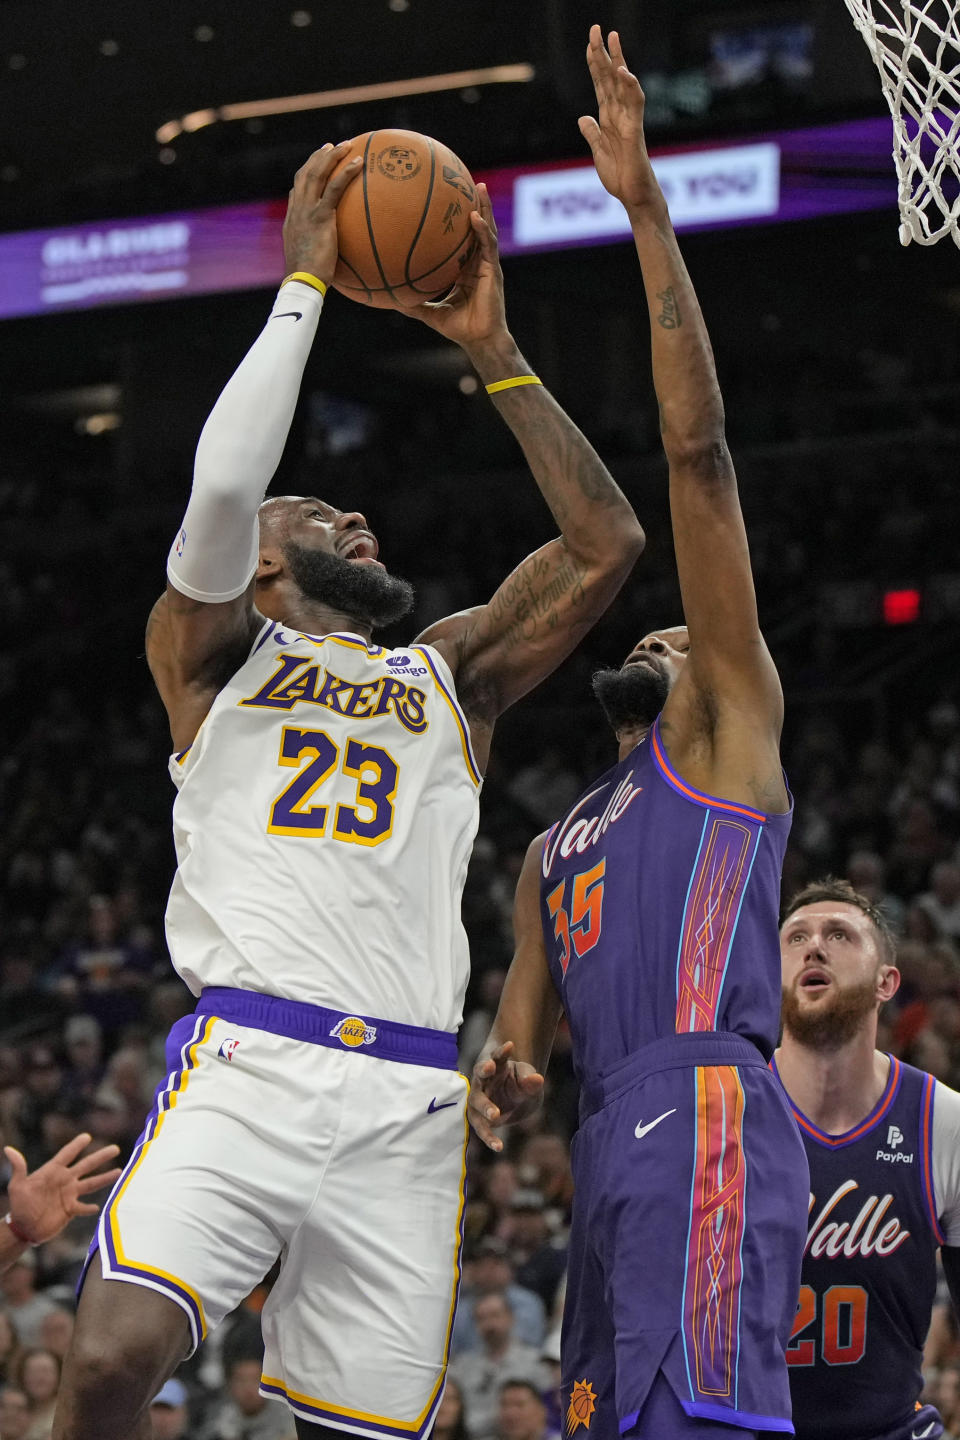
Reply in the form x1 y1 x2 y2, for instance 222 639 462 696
468 26 808 1440
776 879 960 1440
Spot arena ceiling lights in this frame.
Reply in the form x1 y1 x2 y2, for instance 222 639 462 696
155 64 536 146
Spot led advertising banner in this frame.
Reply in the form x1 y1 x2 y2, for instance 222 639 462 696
0 117 897 322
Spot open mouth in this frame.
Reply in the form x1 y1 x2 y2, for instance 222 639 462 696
340 534 383 568
799 968 831 994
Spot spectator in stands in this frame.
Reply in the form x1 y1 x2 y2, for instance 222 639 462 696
451 1237 545 1355
894 943 959 1054
433 1378 468 1440
845 850 906 933
517 1136 573 1219
0 951 65 1045
887 797 950 897
55 894 152 1033
60 1018 103 1110
0 1385 31 1440
95 1046 150 1151
906 1027 954 1082
0 1256 59 1348
483 1161 518 1221
8 1051 65 1171
0 1311 22 1386
199 1356 295 1440
502 1191 567 1314
493 1381 558 1440
508 749 582 830
36 1310 72 1365
150 1377 194 1440
918 862 960 941
13 1347 59 1440
450 1292 550 1440
539 1326 563 1437
938 1363 960 1436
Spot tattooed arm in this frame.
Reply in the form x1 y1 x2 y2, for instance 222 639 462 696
579 26 787 812
411 184 644 766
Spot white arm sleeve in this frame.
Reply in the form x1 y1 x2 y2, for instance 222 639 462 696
932 1079 960 1244
166 280 324 603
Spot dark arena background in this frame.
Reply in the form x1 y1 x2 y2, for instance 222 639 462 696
2 2 960 1436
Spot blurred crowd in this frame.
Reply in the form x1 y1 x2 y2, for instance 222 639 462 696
2 290 960 1438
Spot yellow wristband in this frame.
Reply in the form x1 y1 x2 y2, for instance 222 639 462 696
485 375 542 395
281 271 328 297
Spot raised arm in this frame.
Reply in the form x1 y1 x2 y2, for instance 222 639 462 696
146 144 362 752
579 28 783 756
412 187 644 750
467 833 564 1152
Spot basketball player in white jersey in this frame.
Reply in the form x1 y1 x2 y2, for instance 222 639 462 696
52 145 643 1440
776 879 960 1440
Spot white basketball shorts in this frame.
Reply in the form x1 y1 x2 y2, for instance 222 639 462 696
80 989 469 1440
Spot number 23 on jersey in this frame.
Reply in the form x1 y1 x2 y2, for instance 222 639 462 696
267 725 398 846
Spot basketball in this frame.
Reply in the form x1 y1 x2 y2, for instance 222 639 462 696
332 129 479 309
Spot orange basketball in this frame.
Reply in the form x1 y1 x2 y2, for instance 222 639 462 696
332 129 479 309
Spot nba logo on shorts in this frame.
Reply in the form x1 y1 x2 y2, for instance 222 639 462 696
330 1016 377 1049
218 1038 240 1062
175 528 187 558
887 1124 904 1148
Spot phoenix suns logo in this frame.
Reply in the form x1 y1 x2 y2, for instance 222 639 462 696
566 1380 597 1435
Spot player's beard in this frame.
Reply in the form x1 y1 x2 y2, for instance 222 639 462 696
780 976 879 1050
283 542 415 630
591 661 671 734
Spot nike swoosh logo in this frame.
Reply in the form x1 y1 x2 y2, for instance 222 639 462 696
912 1425 936 1438
272 310 303 321
634 1109 677 1140
428 1098 458 1114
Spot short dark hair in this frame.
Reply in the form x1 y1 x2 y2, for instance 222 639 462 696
499 1380 544 1403
781 877 896 964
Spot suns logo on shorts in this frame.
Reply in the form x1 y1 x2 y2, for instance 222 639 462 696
566 1380 597 1435
330 1017 378 1049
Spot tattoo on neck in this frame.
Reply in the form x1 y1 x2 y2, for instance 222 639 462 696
656 287 681 329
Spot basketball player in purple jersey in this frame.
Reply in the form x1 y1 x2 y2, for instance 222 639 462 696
776 879 960 1440
469 27 808 1439
52 150 644 1440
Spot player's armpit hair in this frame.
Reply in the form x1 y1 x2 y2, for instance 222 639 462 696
781 876 897 964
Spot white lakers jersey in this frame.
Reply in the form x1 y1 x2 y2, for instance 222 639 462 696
165 620 482 1030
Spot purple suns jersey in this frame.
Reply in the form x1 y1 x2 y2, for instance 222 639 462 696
539 716 791 1085
776 1056 945 1440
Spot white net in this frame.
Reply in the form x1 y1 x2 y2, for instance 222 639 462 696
842 0 960 246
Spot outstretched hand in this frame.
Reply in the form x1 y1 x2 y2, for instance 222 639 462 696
578 25 663 217
4 1133 122 1245
407 183 509 352
468 1041 545 1152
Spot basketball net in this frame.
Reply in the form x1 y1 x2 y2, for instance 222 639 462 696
842 0 960 246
